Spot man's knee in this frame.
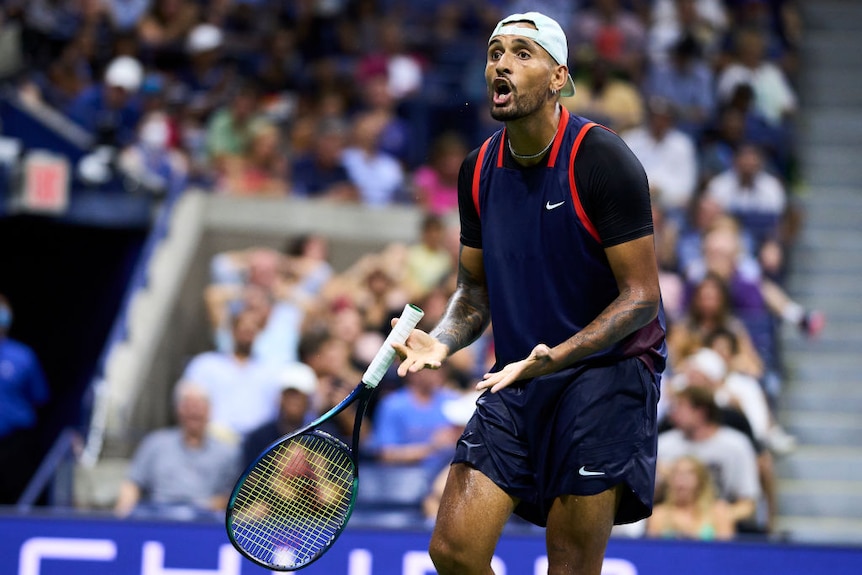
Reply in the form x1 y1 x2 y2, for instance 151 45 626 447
429 530 488 575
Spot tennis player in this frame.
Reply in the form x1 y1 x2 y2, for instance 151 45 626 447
392 12 667 575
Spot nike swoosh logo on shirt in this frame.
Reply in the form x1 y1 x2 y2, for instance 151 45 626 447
545 200 565 210
578 466 605 477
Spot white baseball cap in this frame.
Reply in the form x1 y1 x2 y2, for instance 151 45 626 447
278 362 318 396
686 348 727 383
104 56 144 92
187 23 223 54
489 12 576 97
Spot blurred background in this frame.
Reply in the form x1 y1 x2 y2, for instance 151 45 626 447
0 0 861 573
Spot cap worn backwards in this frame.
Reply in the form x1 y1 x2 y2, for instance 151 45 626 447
489 12 576 97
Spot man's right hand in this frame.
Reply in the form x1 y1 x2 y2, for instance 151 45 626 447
390 318 449 377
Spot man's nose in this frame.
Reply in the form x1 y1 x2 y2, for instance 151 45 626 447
495 51 514 73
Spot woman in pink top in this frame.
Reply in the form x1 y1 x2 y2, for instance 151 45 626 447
413 131 468 216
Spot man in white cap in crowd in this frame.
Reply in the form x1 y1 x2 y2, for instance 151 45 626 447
240 362 317 468
64 55 145 147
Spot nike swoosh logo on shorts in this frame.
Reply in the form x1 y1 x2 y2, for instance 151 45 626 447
545 200 565 210
578 466 605 477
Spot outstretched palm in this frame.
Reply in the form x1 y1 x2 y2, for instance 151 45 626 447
476 343 555 393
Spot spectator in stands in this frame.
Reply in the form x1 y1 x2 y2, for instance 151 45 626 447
114 381 239 519
675 347 768 441
647 0 729 65
298 327 364 446
705 329 796 455
356 17 423 103
178 23 234 120
643 33 716 138
355 72 412 168
206 243 327 366
667 271 764 379
573 0 647 82
16 0 91 69
28 31 94 111
371 366 462 480
282 234 335 303
0 294 50 505
353 263 407 335
720 82 791 181
651 200 687 324
664 348 781 532
136 0 199 63
684 223 824 394
623 97 699 225
717 26 797 128
704 143 787 251
698 105 748 186
209 246 282 291
402 213 454 301
204 80 263 176
342 110 406 207
646 455 735 540
64 55 144 148
566 57 644 133
658 385 761 527
291 118 358 202
181 308 282 443
412 131 468 217
241 362 318 468
215 120 290 197
253 27 306 97
117 109 189 196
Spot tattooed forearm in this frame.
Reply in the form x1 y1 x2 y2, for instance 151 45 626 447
557 288 659 366
430 259 490 355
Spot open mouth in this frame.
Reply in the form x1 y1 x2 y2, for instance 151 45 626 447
493 78 512 105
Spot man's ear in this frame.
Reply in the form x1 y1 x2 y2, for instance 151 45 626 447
551 65 569 94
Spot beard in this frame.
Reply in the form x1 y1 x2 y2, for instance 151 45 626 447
488 85 552 122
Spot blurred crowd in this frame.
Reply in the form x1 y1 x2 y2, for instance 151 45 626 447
0 0 822 541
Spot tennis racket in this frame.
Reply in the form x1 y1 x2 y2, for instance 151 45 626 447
226 303 425 571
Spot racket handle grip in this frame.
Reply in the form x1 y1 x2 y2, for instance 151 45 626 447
362 303 424 387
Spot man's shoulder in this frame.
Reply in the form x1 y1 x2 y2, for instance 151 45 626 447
205 433 241 457
187 350 230 368
139 428 182 451
0 337 37 359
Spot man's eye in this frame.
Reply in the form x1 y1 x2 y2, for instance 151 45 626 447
518 51 531 59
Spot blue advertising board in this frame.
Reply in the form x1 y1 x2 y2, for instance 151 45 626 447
1 513 861 575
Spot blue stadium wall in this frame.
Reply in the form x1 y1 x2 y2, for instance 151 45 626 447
2 513 862 575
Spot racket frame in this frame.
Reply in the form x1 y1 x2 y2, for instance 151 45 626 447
225 381 376 571
226 303 424 570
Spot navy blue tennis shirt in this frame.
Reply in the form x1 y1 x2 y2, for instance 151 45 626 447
458 107 667 374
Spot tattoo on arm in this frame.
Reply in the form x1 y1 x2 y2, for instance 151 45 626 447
558 288 658 365
430 259 490 355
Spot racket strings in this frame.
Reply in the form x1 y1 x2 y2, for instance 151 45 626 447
228 433 356 569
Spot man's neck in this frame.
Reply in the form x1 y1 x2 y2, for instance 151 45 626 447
506 103 561 167
183 433 204 449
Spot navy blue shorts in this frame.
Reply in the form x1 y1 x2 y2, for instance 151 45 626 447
452 357 660 527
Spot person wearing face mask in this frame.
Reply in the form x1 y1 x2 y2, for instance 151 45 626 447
0 294 50 504
117 110 189 195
